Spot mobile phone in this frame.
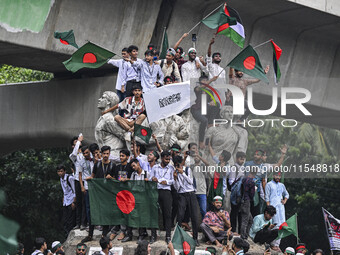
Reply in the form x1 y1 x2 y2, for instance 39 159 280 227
205 138 210 146
265 244 270 251
186 151 190 155
192 34 197 42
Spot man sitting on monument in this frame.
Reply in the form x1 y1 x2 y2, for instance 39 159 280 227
101 84 146 142
200 196 231 247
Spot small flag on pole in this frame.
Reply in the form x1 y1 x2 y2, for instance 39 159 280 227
227 45 268 83
134 124 152 144
172 223 196 255
54 30 79 49
277 214 299 240
63 42 115 73
270 40 282 84
160 28 169 60
202 6 237 29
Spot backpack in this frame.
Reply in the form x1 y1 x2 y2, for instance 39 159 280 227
230 177 244 205
160 59 176 81
66 174 74 193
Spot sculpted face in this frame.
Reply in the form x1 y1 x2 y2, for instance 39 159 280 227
97 93 110 110
221 106 233 120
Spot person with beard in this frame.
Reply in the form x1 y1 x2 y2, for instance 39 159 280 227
86 145 116 240
157 48 182 83
228 66 269 121
249 205 278 247
206 37 226 85
51 241 64 255
265 173 289 251
200 196 231 247
151 151 175 244
93 236 113 255
181 48 208 82
75 243 87 255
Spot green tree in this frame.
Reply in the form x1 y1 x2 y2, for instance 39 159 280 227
0 64 53 84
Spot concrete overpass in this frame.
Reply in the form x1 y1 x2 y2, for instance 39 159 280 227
0 0 340 154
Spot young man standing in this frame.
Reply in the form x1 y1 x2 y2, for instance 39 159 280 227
157 48 182 83
122 45 142 97
181 48 208 82
206 37 225 84
107 47 128 102
79 146 94 243
69 135 86 230
173 155 200 246
57 165 76 236
101 84 146 141
129 50 164 92
112 149 134 242
265 173 289 251
151 151 175 244
173 33 189 73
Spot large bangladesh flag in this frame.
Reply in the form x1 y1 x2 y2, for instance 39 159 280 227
88 179 158 228
63 42 115 73
277 213 299 240
172 223 196 255
227 45 268 83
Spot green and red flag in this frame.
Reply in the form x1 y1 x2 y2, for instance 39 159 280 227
63 42 115 73
227 45 268 83
172 223 196 255
88 179 158 228
277 214 299 240
217 5 245 48
134 123 152 144
202 6 237 29
207 172 224 206
159 28 169 60
0 190 19 255
54 30 79 49
270 40 282 84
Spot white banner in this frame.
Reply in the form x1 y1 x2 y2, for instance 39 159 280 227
143 82 191 123
322 208 340 250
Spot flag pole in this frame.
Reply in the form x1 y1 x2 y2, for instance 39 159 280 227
253 39 273 49
187 3 224 34
296 213 299 243
160 26 166 52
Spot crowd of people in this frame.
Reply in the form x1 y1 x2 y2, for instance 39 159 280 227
23 34 327 255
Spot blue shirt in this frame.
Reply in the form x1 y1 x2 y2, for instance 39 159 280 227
124 58 142 82
133 60 164 92
173 166 195 193
249 214 272 239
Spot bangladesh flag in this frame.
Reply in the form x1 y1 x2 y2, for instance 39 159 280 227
207 172 224 206
202 6 236 29
227 45 269 83
217 5 245 48
270 40 282 84
277 214 299 240
134 123 152 144
54 30 79 49
172 223 196 255
88 179 158 228
0 190 19 255
63 42 115 73
160 28 169 60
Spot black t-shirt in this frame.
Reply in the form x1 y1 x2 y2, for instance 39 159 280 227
92 161 116 178
114 163 133 180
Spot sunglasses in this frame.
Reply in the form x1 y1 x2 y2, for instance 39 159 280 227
77 248 86 251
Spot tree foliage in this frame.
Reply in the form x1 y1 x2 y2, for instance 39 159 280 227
0 64 53 84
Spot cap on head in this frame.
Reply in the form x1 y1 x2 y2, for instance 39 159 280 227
188 48 196 54
213 196 223 202
51 241 61 252
285 247 295 255
167 48 176 56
